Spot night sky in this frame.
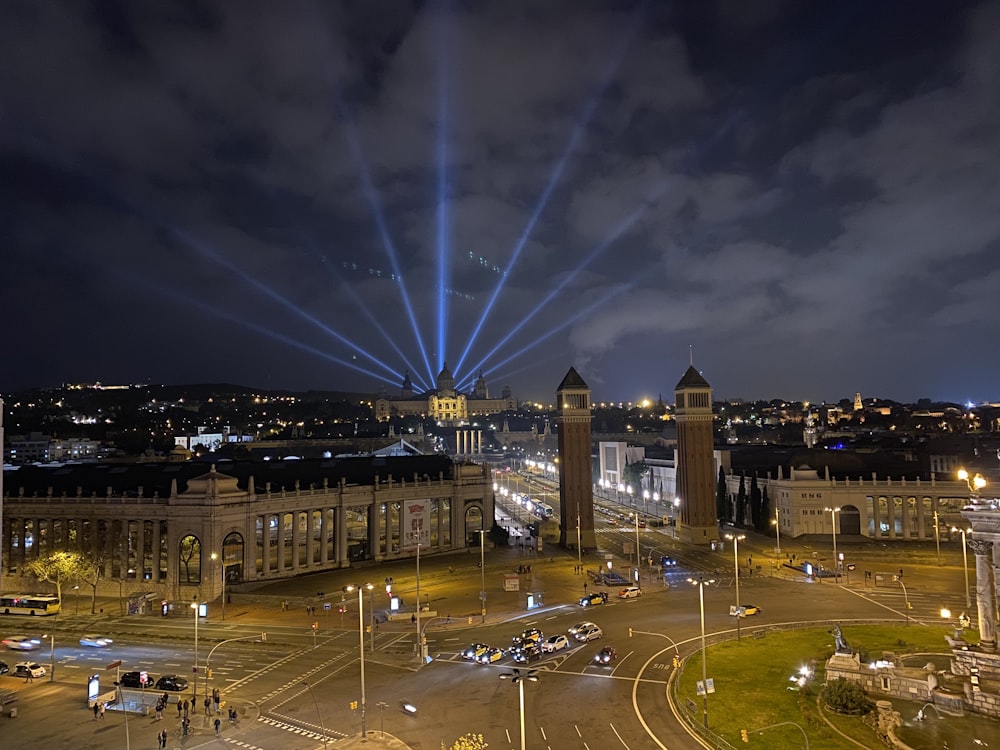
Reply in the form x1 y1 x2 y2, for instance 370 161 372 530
2 1 998 404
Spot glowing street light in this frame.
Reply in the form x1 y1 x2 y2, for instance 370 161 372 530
958 467 987 498
724 533 745 640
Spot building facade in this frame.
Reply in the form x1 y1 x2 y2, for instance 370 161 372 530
374 366 516 425
1 455 493 604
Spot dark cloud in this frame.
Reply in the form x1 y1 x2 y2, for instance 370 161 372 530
1 0 998 404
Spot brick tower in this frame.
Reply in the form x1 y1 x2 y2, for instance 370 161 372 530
674 365 717 544
556 367 597 551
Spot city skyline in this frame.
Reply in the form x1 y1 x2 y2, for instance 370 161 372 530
2 1 999 404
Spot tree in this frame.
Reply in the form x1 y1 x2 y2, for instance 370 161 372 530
78 557 103 615
25 551 89 604
716 467 729 524
444 734 488 750
759 486 771 535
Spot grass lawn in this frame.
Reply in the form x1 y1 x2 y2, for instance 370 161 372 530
673 624 953 749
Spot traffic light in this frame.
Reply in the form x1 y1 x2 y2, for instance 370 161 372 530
672 654 680 669
628 627 633 638
206 668 213 679
741 729 749 743
312 621 318 630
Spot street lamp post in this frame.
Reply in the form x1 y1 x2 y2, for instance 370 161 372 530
576 512 582 568
191 600 200 702
46 632 55 682
688 576 715 728
499 668 538 750
212 552 226 621
824 507 841 580
345 584 374 740
933 510 941 565
725 534 745 640
631 512 641 583
477 529 487 623
951 526 972 609
773 505 781 557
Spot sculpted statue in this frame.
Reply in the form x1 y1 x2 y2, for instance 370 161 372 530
830 623 851 654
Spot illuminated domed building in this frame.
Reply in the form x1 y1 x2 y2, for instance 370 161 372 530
374 365 515 425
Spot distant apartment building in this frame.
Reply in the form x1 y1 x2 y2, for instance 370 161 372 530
5 432 54 465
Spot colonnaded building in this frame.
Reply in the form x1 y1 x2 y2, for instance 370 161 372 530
0 454 493 606
374 365 516 425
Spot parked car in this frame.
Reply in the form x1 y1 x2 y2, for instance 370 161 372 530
541 635 569 653
14 662 46 679
568 621 597 636
574 625 603 642
477 647 506 664
119 671 146 689
462 643 489 661
80 635 114 648
155 675 189 691
619 586 642 599
593 646 617 665
579 593 606 607
0 661 8 675
2 637 41 651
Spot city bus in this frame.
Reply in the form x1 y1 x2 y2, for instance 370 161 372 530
0 594 61 616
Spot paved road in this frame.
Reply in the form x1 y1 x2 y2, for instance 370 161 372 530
0 526 975 750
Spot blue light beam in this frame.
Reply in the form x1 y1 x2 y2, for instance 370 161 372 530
453 1 649 376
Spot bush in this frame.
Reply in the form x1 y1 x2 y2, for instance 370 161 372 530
824 678 873 715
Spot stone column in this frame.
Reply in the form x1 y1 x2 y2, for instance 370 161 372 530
291 511 300 570
887 498 896 539
319 509 329 564
971 538 996 651
336 505 349 567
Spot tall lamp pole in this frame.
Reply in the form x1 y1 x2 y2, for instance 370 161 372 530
576 513 582 568
688 576 715 728
773 504 781 557
477 529 487 623
631 512 641 583
499 669 538 750
346 584 373 739
191 600 200 702
952 526 972 609
302 681 329 750
933 510 941 565
824 507 841 580
725 533 745 640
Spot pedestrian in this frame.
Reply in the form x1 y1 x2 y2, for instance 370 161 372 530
213 688 221 714
155 701 162 720
583 582 588 592
411 613 416 624
281 600 287 612
182 717 189 736
182 699 189 718
214 717 221 735
204 696 211 715
99 702 106 719
177 701 182 718
93 702 100 720
159 729 168 749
